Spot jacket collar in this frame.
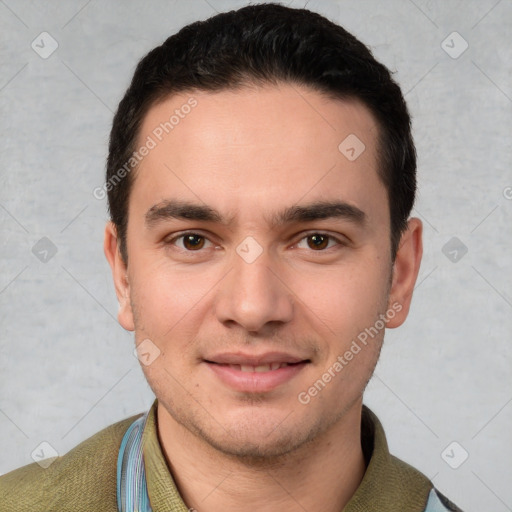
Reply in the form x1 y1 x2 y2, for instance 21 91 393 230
141 400 432 511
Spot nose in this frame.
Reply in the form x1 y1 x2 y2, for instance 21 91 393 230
214 247 294 333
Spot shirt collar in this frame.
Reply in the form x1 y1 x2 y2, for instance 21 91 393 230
142 400 190 511
142 400 432 511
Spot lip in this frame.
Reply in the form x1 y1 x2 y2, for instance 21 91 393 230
204 352 310 393
205 351 307 366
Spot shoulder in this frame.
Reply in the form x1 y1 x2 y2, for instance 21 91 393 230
0 413 142 512
387 456 464 511
386 456 464 511
360 406 463 511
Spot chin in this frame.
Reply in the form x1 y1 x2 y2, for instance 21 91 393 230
200 424 318 464
191 405 330 464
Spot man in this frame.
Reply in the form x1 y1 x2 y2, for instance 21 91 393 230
0 3 463 511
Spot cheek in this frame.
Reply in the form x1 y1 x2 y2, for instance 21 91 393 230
129 259 213 340
295 259 389 328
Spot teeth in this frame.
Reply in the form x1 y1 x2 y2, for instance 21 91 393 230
231 363 289 372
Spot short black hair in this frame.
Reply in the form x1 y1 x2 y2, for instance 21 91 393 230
106 3 416 262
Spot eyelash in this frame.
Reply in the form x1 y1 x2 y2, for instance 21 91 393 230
165 231 347 253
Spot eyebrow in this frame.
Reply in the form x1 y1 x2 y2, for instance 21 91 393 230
145 199 366 228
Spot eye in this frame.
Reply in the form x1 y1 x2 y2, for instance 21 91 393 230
296 233 344 251
167 232 214 251
165 231 345 253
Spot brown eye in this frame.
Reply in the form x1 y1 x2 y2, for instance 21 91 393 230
166 232 213 251
296 233 343 252
307 234 329 250
182 234 206 250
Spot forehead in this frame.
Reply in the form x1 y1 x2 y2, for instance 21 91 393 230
131 84 385 225
139 84 379 158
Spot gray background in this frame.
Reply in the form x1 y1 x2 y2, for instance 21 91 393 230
1 0 511 510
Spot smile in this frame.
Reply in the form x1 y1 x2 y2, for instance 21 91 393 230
223 362 293 372
204 358 310 393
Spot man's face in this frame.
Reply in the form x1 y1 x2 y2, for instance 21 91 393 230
107 84 416 459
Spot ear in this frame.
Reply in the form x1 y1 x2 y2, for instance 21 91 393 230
386 217 423 328
104 222 135 331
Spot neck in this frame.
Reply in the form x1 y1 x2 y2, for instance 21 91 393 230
156 401 366 512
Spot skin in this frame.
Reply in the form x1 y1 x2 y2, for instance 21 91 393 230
105 83 423 512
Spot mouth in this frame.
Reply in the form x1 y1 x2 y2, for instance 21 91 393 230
204 353 311 393
208 361 304 372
